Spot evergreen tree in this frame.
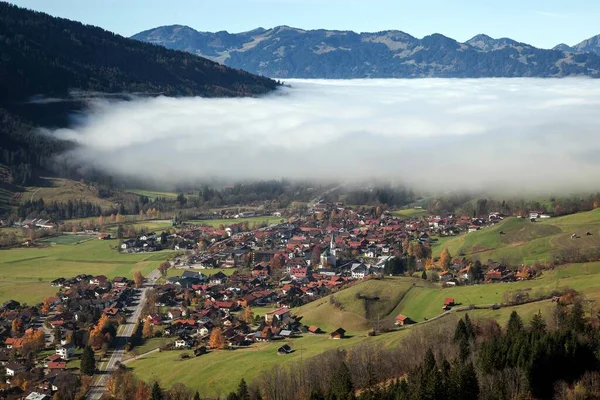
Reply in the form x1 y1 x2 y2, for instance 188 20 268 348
193 391 201 400
421 270 427 280
456 362 479 400
80 346 96 375
569 301 586 332
237 378 250 400
328 362 354 400
151 381 163 400
453 319 467 343
463 313 475 339
506 311 524 335
530 310 546 334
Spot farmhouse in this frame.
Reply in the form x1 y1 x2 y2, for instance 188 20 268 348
395 314 409 326
330 327 346 339
265 307 290 323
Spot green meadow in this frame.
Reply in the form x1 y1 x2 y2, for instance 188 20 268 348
0 237 175 304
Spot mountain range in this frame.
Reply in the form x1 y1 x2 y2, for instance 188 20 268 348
133 25 600 79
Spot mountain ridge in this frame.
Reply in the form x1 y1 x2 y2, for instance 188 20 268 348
132 25 600 79
0 2 278 188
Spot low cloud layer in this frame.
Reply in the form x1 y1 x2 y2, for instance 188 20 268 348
52 78 600 192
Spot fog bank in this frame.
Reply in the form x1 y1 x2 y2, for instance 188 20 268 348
52 78 600 192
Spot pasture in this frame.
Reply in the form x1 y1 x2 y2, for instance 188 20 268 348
186 216 283 228
24 177 117 208
392 208 428 219
130 332 374 396
432 209 600 265
0 237 175 304
297 262 600 329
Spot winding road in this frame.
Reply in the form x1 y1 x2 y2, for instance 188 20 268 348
86 268 161 399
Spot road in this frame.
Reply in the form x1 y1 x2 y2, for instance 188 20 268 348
86 268 161 399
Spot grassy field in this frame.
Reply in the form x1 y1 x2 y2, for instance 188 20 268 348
105 220 175 233
130 332 376 396
432 209 600 265
296 278 420 332
24 177 117 209
167 268 237 278
0 237 175 304
298 262 600 328
392 208 428 219
186 216 283 228
127 189 181 200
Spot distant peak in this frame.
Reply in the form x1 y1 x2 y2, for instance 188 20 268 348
468 33 494 42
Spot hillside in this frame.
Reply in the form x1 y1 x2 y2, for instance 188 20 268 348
296 262 600 332
433 209 600 265
132 25 600 79
295 278 422 331
0 2 278 193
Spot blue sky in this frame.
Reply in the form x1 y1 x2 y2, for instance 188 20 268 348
9 0 600 48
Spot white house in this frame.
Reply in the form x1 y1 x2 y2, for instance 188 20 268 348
350 263 369 279
5 362 27 376
56 344 75 360
175 339 189 349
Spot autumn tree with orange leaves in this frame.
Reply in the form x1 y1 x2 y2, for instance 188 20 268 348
142 318 153 339
22 329 45 355
439 248 452 269
209 328 226 349
133 271 144 288
158 261 170 277
11 318 23 337
89 314 112 350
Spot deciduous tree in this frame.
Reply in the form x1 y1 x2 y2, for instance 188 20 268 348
134 271 144 288
209 327 226 350
242 307 254 324
142 318 153 339
158 261 170 277
439 248 451 269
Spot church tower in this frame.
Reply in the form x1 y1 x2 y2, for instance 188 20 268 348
330 233 336 257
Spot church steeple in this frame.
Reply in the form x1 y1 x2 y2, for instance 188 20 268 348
330 233 336 257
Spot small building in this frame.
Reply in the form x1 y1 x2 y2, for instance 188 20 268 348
265 307 290 323
56 344 75 360
277 344 293 355
26 393 51 400
175 339 189 349
308 325 322 334
395 314 409 326
443 298 455 310
330 328 346 340
5 362 27 376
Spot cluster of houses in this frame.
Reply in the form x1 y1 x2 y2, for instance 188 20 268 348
0 274 137 399
145 285 349 357
152 267 353 354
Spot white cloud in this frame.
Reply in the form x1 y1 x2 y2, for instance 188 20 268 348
52 78 600 193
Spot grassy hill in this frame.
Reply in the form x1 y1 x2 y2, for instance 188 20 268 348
295 278 423 332
297 262 600 331
432 209 600 264
23 177 121 209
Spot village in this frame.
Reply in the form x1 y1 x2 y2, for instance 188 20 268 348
0 201 551 399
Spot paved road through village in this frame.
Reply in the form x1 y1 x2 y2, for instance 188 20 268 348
86 268 161 399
